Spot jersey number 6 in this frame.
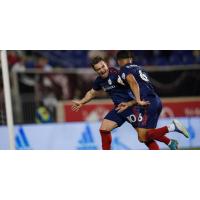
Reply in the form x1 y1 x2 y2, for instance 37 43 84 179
139 70 149 82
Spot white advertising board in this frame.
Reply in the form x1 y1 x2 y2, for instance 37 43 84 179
0 117 199 150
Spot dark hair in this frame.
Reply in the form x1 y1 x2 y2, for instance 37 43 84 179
116 50 132 60
91 56 104 69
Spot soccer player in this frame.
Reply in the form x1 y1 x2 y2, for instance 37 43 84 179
72 56 178 150
115 50 189 148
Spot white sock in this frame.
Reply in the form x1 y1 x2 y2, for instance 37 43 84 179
167 123 175 132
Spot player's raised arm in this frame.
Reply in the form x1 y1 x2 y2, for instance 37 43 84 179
126 74 150 107
116 50 150 107
71 89 102 112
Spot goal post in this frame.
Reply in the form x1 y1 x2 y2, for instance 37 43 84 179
1 50 15 150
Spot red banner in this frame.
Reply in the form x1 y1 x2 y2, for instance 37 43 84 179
160 98 200 118
63 98 200 122
64 101 113 122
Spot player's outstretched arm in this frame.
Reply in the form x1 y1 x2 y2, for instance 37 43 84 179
126 74 150 107
71 89 101 112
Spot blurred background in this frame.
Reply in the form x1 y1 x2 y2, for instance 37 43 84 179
0 50 200 149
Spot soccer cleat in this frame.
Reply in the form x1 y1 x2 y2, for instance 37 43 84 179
168 139 178 150
173 119 190 138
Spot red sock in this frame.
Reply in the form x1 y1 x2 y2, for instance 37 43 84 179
100 130 112 150
155 135 171 145
147 126 168 141
145 140 160 150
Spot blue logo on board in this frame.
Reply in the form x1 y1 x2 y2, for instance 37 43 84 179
187 118 196 140
15 127 31 150
77 124 98 150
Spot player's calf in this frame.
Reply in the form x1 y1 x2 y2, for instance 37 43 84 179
146 126 169 141
145 140 160 150
99 130 112 150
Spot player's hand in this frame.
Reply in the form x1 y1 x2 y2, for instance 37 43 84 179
115 102 129 113
71 100 83 112
137 100 150 107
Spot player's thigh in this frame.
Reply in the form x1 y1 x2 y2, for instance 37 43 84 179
121 106 139 128
100 119 118 132
102 108 125 131
121 108 149 143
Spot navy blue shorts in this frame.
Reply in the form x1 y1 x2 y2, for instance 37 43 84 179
105 96 162 129
104 106 139 128
137 96 162 128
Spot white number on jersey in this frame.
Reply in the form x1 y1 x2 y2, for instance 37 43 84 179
139 70 149 82
127 113 143 123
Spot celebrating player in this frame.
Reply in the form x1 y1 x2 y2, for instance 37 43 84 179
72 56 181 150
116 50 189 147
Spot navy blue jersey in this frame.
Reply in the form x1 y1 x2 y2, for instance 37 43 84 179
119 64 157 100
92 67 134 105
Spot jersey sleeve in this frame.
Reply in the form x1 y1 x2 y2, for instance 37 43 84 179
92 78 102 91
121 67 136 81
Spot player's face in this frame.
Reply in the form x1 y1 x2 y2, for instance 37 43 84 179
94 61 109 78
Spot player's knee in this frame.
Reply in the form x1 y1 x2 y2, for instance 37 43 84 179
138 135 147 143
138 137 145 143
99 124 114 132
136 129 148 143
100 119 118 132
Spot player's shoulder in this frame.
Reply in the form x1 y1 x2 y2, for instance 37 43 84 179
120 64 142 79
125 64 141 70
109 67 119 75
94 75 102 83
121 64 140 74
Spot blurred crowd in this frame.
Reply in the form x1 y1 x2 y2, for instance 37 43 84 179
6 50 200 71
